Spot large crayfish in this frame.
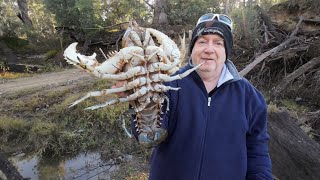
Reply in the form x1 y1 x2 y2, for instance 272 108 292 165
63 20 201 147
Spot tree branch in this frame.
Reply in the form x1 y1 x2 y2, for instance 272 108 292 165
272 56 320 97
239 16 304 77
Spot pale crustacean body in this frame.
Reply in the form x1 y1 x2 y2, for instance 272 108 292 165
63 20 202 147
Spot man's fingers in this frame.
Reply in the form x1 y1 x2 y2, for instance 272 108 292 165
112 80 129 97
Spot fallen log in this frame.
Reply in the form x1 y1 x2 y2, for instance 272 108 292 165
268 109 320 180
266 44 309 62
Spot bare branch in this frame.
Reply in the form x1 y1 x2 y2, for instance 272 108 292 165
272 56 320 97
239 17 304 76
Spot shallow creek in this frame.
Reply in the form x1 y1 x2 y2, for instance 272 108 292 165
10 152 120 179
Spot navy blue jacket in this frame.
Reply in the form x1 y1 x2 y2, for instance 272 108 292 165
144 60 272 180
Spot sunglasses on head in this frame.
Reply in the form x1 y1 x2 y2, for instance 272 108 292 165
196 13 233 31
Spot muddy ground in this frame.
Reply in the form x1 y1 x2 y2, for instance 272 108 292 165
0 68 150 179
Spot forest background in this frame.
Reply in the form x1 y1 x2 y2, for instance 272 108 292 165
0 0 320 179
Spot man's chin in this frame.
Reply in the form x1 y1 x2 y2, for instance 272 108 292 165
198 67 215 73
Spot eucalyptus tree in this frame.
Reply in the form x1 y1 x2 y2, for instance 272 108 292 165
0 0 22 37
164 0 224 25
17 0 33 27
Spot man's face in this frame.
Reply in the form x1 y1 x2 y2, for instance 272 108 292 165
191 34 226 78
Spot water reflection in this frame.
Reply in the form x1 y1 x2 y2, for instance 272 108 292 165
10 152 119 179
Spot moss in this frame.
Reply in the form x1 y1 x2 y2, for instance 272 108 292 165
267 103 279 113
45 50 59 60
280 99 309 113
0 116 31 152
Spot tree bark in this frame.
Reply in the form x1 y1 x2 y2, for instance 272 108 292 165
225 0 230 15
17 0 33 27
152 0 169 26
268 110 320 180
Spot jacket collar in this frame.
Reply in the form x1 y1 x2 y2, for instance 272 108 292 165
187 58 242 86
217 63 233 87
225 59 241 81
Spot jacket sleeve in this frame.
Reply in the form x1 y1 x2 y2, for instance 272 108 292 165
246 99 273 180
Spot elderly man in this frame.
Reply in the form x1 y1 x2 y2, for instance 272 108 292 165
144 13 273 180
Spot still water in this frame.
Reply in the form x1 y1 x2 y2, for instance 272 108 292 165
10 152 120 179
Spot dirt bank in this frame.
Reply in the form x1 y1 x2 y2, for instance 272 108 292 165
0 68 93 95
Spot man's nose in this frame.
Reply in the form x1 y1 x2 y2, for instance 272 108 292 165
204 42 216 53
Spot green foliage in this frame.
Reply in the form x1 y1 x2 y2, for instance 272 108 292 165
0 0 57 48
167 0 223 25
28 120 59 155
0 0 22 37
0 79 134 156
230 6 261 51
45 49 59 59
281 99 310 113
0 116 30 143
0 36 29 49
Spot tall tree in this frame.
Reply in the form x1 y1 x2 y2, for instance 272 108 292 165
17 0 33 27
225 0 230 15
152 0 169 26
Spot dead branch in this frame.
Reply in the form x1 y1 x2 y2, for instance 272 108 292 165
298 18 320 24
272 56 320 97
255 5 283 41
266 44 309 62
239 17 304 77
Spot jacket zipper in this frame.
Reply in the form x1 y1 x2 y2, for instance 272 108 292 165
198 96 212 179
208 97 211 106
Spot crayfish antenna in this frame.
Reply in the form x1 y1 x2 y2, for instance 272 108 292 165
179 32 186 67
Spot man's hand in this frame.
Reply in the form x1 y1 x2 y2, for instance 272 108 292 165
111 80 129 97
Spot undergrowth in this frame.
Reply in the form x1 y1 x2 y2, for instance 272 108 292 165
0 78 143 159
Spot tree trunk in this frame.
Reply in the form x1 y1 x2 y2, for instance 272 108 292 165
268 110 320 180
17 0 33 27
225 0 230 15
152 0 169 26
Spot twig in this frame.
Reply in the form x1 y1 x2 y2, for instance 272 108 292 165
73 161 120 179
99 48 108 59
116 30 126 51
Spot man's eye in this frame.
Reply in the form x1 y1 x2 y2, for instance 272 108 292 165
215 42 224 46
